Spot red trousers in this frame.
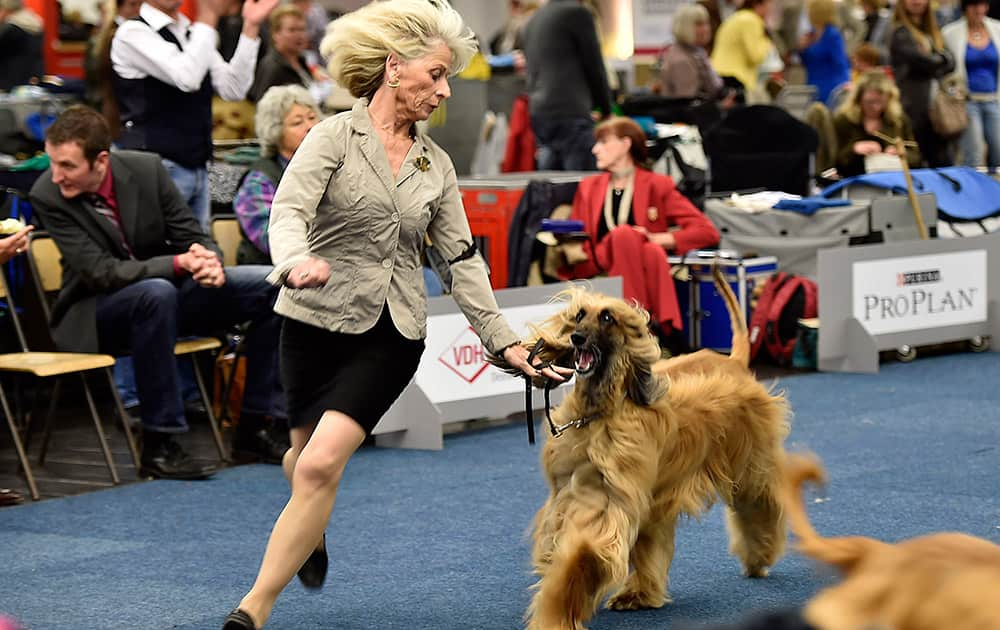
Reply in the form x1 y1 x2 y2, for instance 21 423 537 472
593 225 682 331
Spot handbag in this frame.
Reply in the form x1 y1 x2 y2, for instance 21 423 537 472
929 75 969 138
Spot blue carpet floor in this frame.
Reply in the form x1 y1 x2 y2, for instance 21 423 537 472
2 353 999 630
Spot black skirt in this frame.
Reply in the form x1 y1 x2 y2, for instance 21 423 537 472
280 308 425 434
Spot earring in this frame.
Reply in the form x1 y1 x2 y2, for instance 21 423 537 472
387 74 400 88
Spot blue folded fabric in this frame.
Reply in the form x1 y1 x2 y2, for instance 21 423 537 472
820 166 1000 221
772 197 851 215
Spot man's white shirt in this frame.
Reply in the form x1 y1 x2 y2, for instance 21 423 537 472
111 2 259 100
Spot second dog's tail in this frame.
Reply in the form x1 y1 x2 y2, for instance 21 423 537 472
782 453 886 574
712 262 750 366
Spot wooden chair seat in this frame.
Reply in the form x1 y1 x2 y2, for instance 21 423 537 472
0 352 116 377
175 337 223 355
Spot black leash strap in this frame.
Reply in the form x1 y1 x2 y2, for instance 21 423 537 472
524 341 543 444
523 340 563 444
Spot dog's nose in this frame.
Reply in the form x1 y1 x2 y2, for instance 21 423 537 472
570 332 586 347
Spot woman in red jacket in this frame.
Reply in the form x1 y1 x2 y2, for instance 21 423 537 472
561 117 719 351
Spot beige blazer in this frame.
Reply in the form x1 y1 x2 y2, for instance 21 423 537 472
266 99 519 354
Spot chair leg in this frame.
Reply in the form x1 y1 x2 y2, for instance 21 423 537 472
105 367 140 469
80 373 119 485
218 350 243 427
190 355 228 462
20 379 43 452
0 383 39 501
37 378 62 466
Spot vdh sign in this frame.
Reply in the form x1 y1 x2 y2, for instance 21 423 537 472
853 251 988 336
437 326 489 384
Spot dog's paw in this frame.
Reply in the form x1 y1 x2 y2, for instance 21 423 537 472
744 566 770 578
605 589 670 611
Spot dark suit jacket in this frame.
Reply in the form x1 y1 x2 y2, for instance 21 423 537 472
29 150 222 353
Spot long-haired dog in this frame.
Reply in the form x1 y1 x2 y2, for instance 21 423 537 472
782 454 1000 630
493 267 790 630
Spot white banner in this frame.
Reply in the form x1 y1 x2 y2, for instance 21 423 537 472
852 250 988 335
633 0 686 50
417 303 569 404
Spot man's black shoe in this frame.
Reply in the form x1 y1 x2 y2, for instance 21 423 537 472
231 426 288 465
139 437 216 480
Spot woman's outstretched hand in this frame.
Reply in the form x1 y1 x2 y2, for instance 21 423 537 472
502 343 574 382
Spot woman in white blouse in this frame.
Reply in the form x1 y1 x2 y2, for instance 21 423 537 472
943 0 1000 170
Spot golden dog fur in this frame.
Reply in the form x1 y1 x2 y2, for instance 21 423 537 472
782 453 1000 630
498 267 791 630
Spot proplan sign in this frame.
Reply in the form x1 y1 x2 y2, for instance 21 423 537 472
852 250 987 336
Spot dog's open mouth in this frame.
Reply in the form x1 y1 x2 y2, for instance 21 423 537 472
574 347 599 376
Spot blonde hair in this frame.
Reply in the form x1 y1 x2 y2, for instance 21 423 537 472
892 0 943 51
836 70 904 126
320 0 478 99
672 4 710 46
807 0 837 28
269 5 304 34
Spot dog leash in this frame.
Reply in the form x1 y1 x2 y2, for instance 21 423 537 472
523 340 562 444
522 341 596 443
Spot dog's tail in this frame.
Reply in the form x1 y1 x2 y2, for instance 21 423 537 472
712 261 750 366
782 453 885 574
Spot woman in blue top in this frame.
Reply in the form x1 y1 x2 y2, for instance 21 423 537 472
798 0 852 103
943 0 1000 170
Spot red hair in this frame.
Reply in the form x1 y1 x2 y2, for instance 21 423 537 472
594 117 648 165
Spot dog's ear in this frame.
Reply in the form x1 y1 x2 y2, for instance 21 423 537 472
626 360 667 406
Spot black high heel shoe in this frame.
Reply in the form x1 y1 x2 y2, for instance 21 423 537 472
297 533 328 589
222 608 257 630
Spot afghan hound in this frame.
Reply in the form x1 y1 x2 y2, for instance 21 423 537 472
493 266 791 630
782 454 1000 630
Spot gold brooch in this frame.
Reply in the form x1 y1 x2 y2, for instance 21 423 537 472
414 155 431 172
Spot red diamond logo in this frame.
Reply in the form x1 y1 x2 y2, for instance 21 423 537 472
438 326 489 383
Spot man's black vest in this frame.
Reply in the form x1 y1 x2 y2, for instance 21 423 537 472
113 16 214 169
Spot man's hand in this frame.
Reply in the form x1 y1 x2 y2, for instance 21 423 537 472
0 225 34 264
195 0 225 28
502 344 574 383
178 243 225 287
286 257 331 288
242 0 280 36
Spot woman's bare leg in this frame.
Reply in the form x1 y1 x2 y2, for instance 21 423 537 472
280 423 327 554
234 411 366 627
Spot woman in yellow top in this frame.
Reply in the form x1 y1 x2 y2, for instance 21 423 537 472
711 0 777 92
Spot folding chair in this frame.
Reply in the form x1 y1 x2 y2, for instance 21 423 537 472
26 234 229 464
210 215 242 268
774 84 818 121
0 267 131 500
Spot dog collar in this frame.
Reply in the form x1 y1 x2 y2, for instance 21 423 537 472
551 414 598 436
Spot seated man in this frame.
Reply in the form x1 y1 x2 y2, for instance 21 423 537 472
30 105 286 480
